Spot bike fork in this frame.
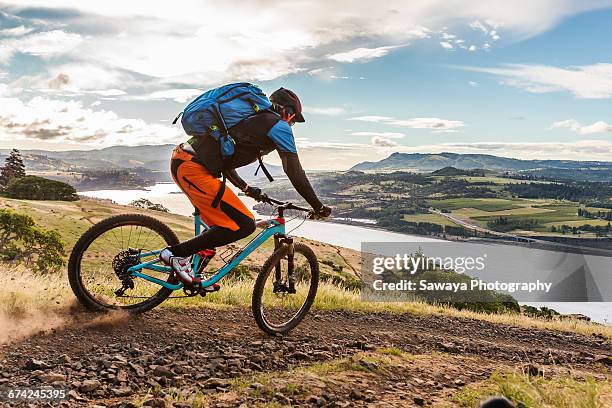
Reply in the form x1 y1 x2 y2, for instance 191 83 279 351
274 234 296 294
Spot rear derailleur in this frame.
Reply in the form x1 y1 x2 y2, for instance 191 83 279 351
112 248 140 296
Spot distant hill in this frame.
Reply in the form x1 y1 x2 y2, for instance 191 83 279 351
1 144 284 183
350 152 612 173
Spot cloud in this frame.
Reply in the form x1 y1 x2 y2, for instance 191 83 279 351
460 63 612 99
469 20 490 34
0 96 181 147
10 62 143 95
551 119 612 135
349 131 405 138
440 41 454 49
407 140 612 161
127 88 203 103
468 81 478 87
0 30 82 63
0 1 607 93
0 25 35 37
371 136 398 147
349 115 465 131
326 45 404 63
303 106 346 116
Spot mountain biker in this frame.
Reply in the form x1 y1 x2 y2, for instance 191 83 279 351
160 87 332 288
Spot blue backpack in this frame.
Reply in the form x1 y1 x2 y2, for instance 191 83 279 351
172 83 275 207
173 82 272 159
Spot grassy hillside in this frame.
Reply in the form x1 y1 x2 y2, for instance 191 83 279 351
1 197 610 339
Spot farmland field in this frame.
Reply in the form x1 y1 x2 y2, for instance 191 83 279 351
427 198 523 212
402 213 460 227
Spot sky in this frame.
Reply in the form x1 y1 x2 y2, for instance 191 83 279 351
1 0 612 170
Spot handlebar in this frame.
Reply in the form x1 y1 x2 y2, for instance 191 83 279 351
258 194 311 213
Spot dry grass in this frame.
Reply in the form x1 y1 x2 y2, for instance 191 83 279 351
455 371 611 408
1 196 610 342
0 264 72 343
161 280 612 339
1 263 610 342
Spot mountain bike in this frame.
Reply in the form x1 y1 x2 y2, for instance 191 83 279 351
68 195 319 334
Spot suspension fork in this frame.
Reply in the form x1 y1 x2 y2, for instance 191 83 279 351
274 234 296 293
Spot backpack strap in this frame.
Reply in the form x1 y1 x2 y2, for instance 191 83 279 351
254 156 274 182
211 173 226 208
172 111 183 125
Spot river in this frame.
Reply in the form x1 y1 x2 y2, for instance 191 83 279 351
79 183 611 324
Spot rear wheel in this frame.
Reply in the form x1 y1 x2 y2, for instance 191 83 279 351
68 214 179 314
252 243 319 335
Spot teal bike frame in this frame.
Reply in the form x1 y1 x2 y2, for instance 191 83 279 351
127 213 287 291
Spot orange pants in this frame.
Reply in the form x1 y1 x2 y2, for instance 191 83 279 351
170 145 254 231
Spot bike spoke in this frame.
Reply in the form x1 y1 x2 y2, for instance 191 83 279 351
77 223 171 309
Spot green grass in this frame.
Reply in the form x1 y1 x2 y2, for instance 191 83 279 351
402 212 460 227
454 371 611 408
453 205 551 219
428 198 523 212
472 204 593 232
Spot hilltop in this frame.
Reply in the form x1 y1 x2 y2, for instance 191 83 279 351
0 197 610 407
350 152 612 181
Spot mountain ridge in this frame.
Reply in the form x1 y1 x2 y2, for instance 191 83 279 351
350 152 612 172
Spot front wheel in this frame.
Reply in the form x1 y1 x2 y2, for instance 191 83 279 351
252 242 319 335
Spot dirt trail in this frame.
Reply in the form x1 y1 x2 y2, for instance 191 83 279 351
0 307 609 407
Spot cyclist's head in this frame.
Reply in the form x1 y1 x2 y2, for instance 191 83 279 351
270 87 305 126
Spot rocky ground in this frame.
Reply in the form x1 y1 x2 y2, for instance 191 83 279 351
0 307 610 407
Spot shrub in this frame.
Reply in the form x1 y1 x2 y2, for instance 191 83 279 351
5 176 78 201
0 209 65 274
129 198 169 212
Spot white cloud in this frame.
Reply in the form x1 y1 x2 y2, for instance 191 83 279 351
303 106 346 116
0 25 35 37
0 30 83 63
129 89 203 103
468 45 477 52
440 41 454 50
90 89 127 97
10 62 145 96
468 81 478 87
349 115 465 131
469 20 490 34
0 96 182 147
371 136 398 147
460 63 612 99
551 119 612 135
327 45 403 63
349 131 405 138
405 140 612 161
0 1 606 91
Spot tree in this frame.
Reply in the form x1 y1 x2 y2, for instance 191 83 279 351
0 209 65 274
0 149 26 186
129 198 169 212
5 176 79 201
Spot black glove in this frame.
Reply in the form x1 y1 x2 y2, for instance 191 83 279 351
309 204 332 220
244 186 263 201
